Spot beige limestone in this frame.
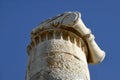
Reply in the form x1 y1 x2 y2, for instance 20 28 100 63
26 12 105 80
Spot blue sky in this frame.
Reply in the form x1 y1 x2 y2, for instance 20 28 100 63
0 0 120 80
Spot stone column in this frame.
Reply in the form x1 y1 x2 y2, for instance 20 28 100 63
26 12 105 80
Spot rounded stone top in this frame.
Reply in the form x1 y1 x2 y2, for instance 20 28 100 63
31 12 81 36
61 12 80 26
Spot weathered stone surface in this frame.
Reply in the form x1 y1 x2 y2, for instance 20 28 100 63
26 12 105 80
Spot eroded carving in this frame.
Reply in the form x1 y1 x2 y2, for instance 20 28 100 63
26 12 105 80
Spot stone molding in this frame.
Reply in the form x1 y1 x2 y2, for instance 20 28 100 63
27 28 88 56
